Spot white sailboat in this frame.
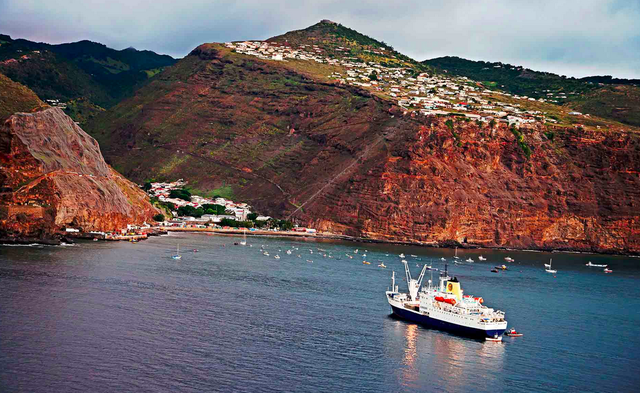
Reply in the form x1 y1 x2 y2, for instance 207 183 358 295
545 258 557 273
478 256 486 261
454 247 459 259
171 244 182 260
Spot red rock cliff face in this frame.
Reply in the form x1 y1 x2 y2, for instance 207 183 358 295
0 108 158 240
305 118 640 254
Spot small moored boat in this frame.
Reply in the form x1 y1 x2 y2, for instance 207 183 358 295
505 328 523 337
545 258 557 274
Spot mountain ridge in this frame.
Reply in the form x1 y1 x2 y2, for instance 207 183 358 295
0 34 177 124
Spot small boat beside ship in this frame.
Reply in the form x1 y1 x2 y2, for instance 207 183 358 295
386 262 508 341
505 328 523 337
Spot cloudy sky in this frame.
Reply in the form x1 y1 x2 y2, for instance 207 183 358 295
2 0 639 78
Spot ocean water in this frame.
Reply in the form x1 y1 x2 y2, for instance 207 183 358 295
1 234 639 392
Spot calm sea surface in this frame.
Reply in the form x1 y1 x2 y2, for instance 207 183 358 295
1 234 639 392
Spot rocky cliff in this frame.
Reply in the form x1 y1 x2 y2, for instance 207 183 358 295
0 107 158 242
306 118 640 254
85 39 640 254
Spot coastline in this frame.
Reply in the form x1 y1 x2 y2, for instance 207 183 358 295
157 227 639 257
3 226 636 257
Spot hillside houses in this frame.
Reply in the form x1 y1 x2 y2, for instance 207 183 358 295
225 40 554 127
147 180 252 220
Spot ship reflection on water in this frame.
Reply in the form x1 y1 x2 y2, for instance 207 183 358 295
390 318 506 390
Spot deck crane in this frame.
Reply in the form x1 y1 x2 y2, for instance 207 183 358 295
402 260 428 301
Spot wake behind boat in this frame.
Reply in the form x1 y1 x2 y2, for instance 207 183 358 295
171 244 182 260
386 262 507 341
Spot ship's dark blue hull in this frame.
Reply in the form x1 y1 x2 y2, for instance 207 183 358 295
390 304 505 340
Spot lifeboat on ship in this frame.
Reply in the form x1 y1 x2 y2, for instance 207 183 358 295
435 296 456 305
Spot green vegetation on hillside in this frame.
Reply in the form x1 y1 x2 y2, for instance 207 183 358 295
0 73 46 120
169 188 192 201
568 85 640 127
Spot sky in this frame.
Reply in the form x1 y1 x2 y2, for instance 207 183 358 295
1 0 639 78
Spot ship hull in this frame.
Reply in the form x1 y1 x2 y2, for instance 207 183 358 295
390 304 505 340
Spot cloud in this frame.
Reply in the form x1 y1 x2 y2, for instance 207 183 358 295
1 0 639 78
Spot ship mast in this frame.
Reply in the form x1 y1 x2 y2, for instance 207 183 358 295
439 263 450 292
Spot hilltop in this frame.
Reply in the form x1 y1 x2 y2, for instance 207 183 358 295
267 20 427 71
0 34 176 124
84 21 640 254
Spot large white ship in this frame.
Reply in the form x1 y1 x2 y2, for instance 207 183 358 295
386 262 508 341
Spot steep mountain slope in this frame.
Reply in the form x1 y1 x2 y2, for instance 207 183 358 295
0 34 176 119
85 31 640 254
0 103 158 243
87 43 399 208
424 56 640 127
